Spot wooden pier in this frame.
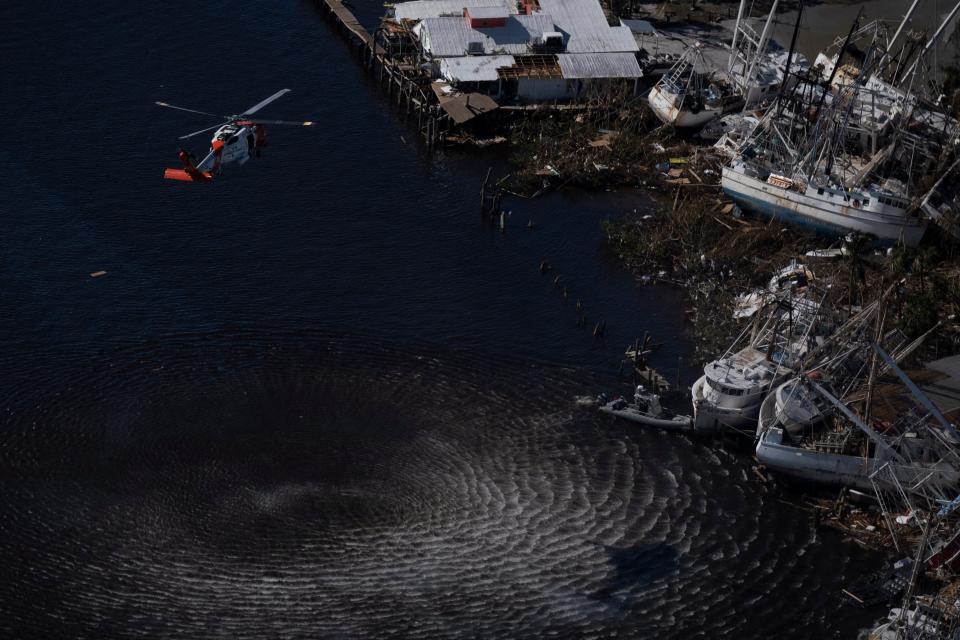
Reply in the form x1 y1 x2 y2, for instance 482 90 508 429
313 0 452 147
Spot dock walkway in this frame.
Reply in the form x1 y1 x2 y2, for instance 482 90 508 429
316 0 385 62
315 0 450 144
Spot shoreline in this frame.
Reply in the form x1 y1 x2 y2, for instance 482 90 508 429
314 0 960 635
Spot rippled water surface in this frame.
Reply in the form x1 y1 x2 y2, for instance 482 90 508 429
1 333 881 638
0 0 884 637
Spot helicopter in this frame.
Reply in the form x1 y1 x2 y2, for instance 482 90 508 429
156 89 313 182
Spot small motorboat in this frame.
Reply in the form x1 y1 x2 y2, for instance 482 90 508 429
599 386 694 432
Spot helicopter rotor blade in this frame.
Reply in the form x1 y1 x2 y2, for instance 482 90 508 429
156 101 225 118
178 122 229 140
240 89 291 116
245 119 315 127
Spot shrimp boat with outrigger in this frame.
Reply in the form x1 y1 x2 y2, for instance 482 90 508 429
720 8 960 246
648 0 806 129
648 42 743 129
755 340 960 494
599 385 694 432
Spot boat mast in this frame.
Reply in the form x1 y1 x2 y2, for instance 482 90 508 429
774 0 804 116
809 379 906 463
894 519 931 630
880 0 922 84
805 9 863 181
742 0 781 95
887 0 922 58
919 155 960 212
862 305 886 424
872 343 960 442
825 24 884 180
727 0 749 74
901 0 960 84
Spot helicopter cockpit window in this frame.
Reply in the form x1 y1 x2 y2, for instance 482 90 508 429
227 136 239 145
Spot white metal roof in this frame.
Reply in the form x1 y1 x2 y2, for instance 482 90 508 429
557 52 641 79
440 55 516 82
537 0 638 53
439 52 641 83
419 14 555 57
394 0 512 22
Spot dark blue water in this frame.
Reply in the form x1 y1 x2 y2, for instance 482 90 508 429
0 1 883 638
1 0 691 378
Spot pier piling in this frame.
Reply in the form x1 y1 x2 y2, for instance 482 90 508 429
314 0 445 146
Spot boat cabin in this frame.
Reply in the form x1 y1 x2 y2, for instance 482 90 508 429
701 347 782 407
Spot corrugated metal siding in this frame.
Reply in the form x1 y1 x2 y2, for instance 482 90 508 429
440 55 516 82
394 0 510 22
557 52 641 79
421 14 554 57
537 0 638 53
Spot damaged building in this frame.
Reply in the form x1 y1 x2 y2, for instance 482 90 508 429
387 0 643 104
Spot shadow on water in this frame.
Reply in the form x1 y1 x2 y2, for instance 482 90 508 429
590 543 681 603
0 0 899 636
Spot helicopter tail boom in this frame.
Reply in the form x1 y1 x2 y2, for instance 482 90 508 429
163 167 214 182
164 147 216 182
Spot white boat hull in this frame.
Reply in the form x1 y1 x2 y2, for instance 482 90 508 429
756 380 824 438
722 167 928 246
648 85 721 129
756 427 960 490
756 390 777 438
692 375 771 433
756 427 876 490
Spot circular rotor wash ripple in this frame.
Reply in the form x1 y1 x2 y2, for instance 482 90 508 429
0 332 877 638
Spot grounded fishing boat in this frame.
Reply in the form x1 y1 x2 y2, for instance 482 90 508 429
755 319 915 439
721 163 928 246
756 376 828 437
720 10 960 245
755 423 958 492
692 292 829 433
648 0 806 130
692 346 792 433
704 275 911 435
599 386 694 432
755 344 960 494
647 45 742 129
